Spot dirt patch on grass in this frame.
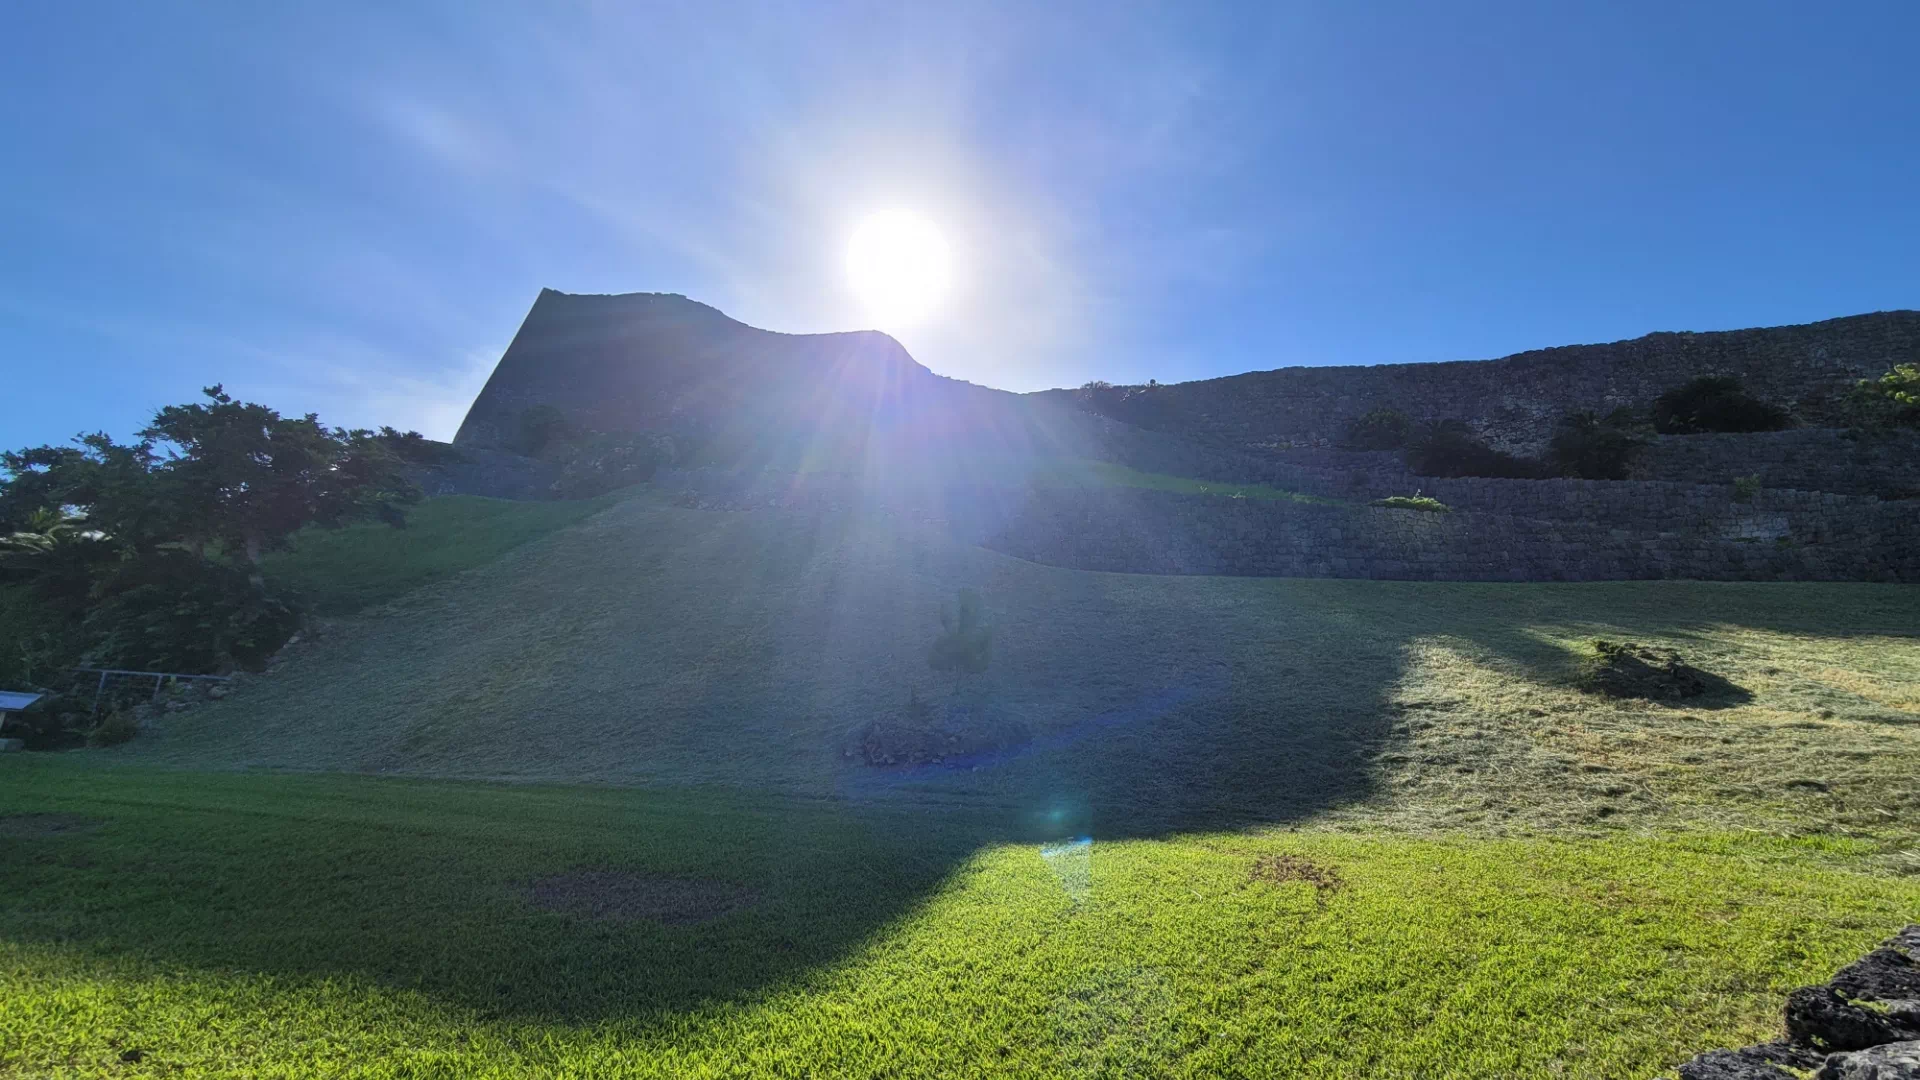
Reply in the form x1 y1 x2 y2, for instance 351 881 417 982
0 813 101 839
1248 854 1346 905
520 870 758 926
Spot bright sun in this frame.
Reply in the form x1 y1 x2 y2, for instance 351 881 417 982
845 210 952 329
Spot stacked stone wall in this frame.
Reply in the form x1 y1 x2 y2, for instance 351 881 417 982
983 489 1920 583
1046 310 1920 454
1629 429 1920 497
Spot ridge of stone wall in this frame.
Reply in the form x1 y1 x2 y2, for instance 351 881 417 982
982 489 1920 583
1062 310 1920 454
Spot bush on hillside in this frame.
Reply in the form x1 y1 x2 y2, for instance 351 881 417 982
1546 410 1644 480
82 552 299 673
1651 376 1792 434
1341 409 1412 451
1405 420 1540 479
1846 364 1920 428
86 707 140 748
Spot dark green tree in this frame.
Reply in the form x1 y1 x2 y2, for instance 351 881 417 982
142 386 419 576
1848 364 1920 428
1651 376 1792 434
1547 411 1644 480
1341 409 1412 451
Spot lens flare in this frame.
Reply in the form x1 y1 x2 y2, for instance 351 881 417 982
845 210 952 329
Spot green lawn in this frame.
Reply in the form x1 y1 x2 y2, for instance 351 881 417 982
260 494 623 615
9 492 1920 1076
3 758 1915 1079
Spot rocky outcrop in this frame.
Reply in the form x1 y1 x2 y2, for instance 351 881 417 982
1677 926 1920 1079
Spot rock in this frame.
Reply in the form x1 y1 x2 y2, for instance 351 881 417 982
1815 1040 1920 1079
1833 948 1920 1006
0 738 23 752
1787 987 1920 1052
208 685 228 700
1680 1042 1826 1079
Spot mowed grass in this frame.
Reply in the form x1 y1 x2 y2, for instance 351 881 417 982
12 489 1920 1076
3 758 1918 1079
261 494 623 615
132 493 1920 860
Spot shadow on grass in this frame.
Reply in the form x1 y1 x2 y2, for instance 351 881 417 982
0 588 1408 1027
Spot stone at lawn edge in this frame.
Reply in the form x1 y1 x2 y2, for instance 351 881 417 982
1679 1042 1825 1079
1786 987 1920 1053
1814 1040 1920 1080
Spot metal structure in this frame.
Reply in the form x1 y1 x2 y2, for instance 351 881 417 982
0 690 44 738
70 667 231 716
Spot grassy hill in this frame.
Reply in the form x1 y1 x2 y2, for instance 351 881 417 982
130 488 1920 849
260 493 624 616
7 486 1919 1076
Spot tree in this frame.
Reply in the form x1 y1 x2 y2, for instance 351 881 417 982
1848 364 1920 428
142 386 419 577
1341 409 1412 451
1547 411 1644 480
927 588 992 687
1405 420 1539 479
1651 376 1792 434
0 387 423 676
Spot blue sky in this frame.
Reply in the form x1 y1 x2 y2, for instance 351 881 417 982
4 1 1917 446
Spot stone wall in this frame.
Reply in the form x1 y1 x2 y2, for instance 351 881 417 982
1092 416 1920 524
982 488 1920 583
1630 429 1920 498
406 445 563 500
1046 310 1920 454
660 467 1920 582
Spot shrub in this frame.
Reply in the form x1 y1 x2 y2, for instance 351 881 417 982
1341 409 1412 451
1652 376 1792 434
1846 364 1920 428
86 707 140 748
1371 495 1452 512
1546 411 1643 480
82 552 300 673
1405 420 1539 479
1732 474 1762 503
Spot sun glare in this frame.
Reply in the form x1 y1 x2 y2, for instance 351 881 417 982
845 210 952 329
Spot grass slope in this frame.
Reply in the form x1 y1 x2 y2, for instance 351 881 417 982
261 494 622 616
14 489 1920 1077
130 492 1920 855
3 759 1917 1079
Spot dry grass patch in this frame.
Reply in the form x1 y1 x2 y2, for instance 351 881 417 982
1248 853 1347 905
